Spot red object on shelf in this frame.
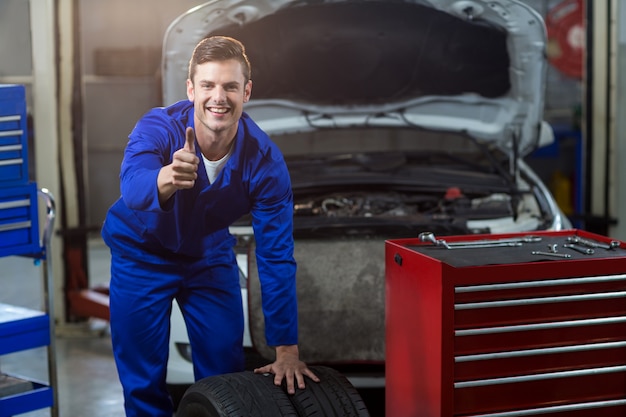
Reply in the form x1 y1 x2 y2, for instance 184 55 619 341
385 229 626 417
546 0 584 79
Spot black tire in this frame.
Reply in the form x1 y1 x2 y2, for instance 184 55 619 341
177 371 297 417
288 366 370 417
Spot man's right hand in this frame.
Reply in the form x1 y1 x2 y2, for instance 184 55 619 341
157 127 200 204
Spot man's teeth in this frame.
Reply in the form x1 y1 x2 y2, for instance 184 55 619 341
209 107 228 114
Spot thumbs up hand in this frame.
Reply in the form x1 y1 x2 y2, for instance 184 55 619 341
157 127 200 204
171 127 199 186
183 126 196 154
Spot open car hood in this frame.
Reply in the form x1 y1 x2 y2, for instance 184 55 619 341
163 0 553 155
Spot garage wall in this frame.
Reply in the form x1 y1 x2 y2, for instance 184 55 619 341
0 1 34 105
0 2 32 76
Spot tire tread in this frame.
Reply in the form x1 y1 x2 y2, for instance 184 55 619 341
288 366 370 417
178 371 297 417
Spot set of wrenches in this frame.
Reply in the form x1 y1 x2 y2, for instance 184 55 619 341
418 232 622 259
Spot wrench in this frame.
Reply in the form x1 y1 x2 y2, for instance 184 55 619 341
449 235 541 245
563 244 594 255
566 236 620 250
531 251 572 258
446 242 523 249
418 232 521 249
418 232 450 249
419 231 536 249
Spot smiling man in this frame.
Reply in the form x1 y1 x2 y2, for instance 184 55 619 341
101 36 318 417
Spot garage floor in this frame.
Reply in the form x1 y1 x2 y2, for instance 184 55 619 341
1 239 385 416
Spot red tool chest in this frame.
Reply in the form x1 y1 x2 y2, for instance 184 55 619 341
385 229 626 417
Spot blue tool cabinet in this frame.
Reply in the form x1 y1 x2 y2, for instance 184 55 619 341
0 84 58 417
0 84 29 187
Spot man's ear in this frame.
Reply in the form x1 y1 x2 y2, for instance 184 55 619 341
186 79 195 101
244 80 252 103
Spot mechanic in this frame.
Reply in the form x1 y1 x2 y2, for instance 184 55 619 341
101 35 319 417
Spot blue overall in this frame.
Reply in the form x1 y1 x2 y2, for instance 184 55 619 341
101 101 298 417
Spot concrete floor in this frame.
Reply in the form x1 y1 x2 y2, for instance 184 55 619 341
1 330 124 416
1 239 385 416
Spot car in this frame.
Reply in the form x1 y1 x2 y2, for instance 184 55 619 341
163 0 572 401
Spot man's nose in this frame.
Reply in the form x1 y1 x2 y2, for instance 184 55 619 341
213 86 227 102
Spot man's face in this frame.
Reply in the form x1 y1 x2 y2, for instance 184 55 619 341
187 59 252 138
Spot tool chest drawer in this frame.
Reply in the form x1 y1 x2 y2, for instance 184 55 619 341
0 182 40 257
0 303 49 355
0 304 54 417
386 230 626 417
0 84 29 187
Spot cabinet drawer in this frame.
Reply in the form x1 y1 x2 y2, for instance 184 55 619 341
0 303 49 355
454 367 626 415
0 183 40 257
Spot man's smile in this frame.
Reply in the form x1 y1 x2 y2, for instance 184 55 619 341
208 107 229 114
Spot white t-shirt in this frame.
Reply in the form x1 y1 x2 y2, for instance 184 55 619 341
202 145 233 183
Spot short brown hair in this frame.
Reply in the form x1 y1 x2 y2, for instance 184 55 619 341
188 36 251 84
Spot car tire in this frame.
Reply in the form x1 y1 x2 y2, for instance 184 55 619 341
176 371 297 417
177 366 371 417
288 366 370 417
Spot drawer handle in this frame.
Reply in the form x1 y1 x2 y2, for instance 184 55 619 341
456 340 626 362
0 198 30 209
456 315 626 336
0 144 22 152
0 129 23 137
0 115 21 123
462 399 626 416
0 158 24 167
0 220 31 232
455 291 626 310
455 364 626 388
455 274 626 293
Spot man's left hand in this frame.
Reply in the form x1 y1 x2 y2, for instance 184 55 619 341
253 345 320 394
